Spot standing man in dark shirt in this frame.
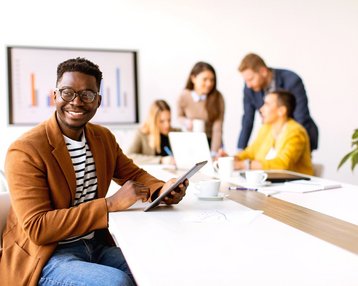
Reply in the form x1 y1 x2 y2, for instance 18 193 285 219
237 53 318 151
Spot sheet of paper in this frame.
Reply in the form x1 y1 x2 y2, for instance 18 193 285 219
258 180 342 196
181 209 263 224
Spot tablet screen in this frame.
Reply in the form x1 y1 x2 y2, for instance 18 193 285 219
143 160 208 212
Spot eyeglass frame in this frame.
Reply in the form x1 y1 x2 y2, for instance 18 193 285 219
55 87 99 103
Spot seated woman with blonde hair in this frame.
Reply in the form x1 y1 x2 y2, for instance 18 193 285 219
127 99 180 165
219 90 313 175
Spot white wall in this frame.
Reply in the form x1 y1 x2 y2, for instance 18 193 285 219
0 0 357 184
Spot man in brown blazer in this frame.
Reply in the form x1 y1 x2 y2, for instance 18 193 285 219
0 58 188 286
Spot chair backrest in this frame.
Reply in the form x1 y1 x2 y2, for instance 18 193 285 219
0 170 9 193
0 170 10 250
0 192 11 250
313 163 324 177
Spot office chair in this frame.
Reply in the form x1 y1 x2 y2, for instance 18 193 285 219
312 163 324 177
0 170 11 251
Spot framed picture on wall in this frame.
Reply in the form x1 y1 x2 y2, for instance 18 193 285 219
7 46 139 125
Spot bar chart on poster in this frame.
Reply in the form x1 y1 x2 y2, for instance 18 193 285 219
7 46 139 125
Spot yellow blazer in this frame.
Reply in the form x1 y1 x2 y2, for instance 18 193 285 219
0 113 164 286
236 119 313 175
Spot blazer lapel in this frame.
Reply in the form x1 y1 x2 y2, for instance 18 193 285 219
46 113 77 202
84 125 106 199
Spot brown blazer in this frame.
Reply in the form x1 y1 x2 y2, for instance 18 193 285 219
0 113 164 286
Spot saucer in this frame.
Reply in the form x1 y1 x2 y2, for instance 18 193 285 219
195 193 225 201
241 181 271 188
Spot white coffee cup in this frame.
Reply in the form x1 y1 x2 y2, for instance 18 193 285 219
195 179 221 197
245 170 268 185
192 119 205 133
213 157 234 179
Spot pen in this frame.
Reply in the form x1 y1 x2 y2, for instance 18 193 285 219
228 186 258 191
163 146 173 156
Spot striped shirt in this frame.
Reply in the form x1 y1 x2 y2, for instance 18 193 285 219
59 134 98 244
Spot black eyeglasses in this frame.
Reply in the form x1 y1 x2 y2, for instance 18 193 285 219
55 88 99 103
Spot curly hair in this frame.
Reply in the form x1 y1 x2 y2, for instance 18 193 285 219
56 57 103 89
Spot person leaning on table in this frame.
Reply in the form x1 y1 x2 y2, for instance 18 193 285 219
219 89 314 175
237 53 319 152
127 99 180 165
0 57 188 286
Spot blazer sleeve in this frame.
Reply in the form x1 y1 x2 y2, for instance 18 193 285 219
237 87 256 149
210 94 225 152
236 124 269 161
258 127 307 170
5 127 164 246
177 92 186 117
127 129 144 154
5 141 109 245
127 130 162 164
281 72 311 125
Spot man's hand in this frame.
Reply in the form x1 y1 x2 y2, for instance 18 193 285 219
159 178 189 205
106 180 150 212
215 148 229 160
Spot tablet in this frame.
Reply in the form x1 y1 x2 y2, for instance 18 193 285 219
143 160 208 212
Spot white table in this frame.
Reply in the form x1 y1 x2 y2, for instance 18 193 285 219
109 166 358 286
214 169 358 226
272 181 358 226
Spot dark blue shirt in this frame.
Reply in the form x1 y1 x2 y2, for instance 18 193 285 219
238 68 318 151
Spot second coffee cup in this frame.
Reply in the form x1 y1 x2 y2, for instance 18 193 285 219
195 179 221 197
245 170 268 186
213 157 234 179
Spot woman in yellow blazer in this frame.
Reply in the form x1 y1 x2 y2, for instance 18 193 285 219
230 90 313 175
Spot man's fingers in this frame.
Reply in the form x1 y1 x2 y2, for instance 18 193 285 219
137 187 150 202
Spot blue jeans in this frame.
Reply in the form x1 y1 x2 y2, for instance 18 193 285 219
39 236 135 286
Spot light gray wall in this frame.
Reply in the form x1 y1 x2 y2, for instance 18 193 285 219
0 0 357 184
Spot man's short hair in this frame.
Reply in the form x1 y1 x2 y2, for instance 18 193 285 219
56 57 103 89
239 53 267 72
270 89 296 118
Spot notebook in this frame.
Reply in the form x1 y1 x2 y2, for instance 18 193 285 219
258 180 342 196
168 132 216 177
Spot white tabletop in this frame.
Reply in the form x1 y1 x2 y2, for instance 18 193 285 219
108 166 358 286
271 180 358 226
197 168 358 226
109 190 358 286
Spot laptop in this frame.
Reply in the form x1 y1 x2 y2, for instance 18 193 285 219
168 132 217 177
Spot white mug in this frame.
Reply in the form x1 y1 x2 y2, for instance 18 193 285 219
213 157 234 179
245 170 268 185
195 179 221 197
192 119 205 133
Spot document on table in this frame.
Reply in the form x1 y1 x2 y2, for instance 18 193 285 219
258 180 342 196
181 209 263 224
